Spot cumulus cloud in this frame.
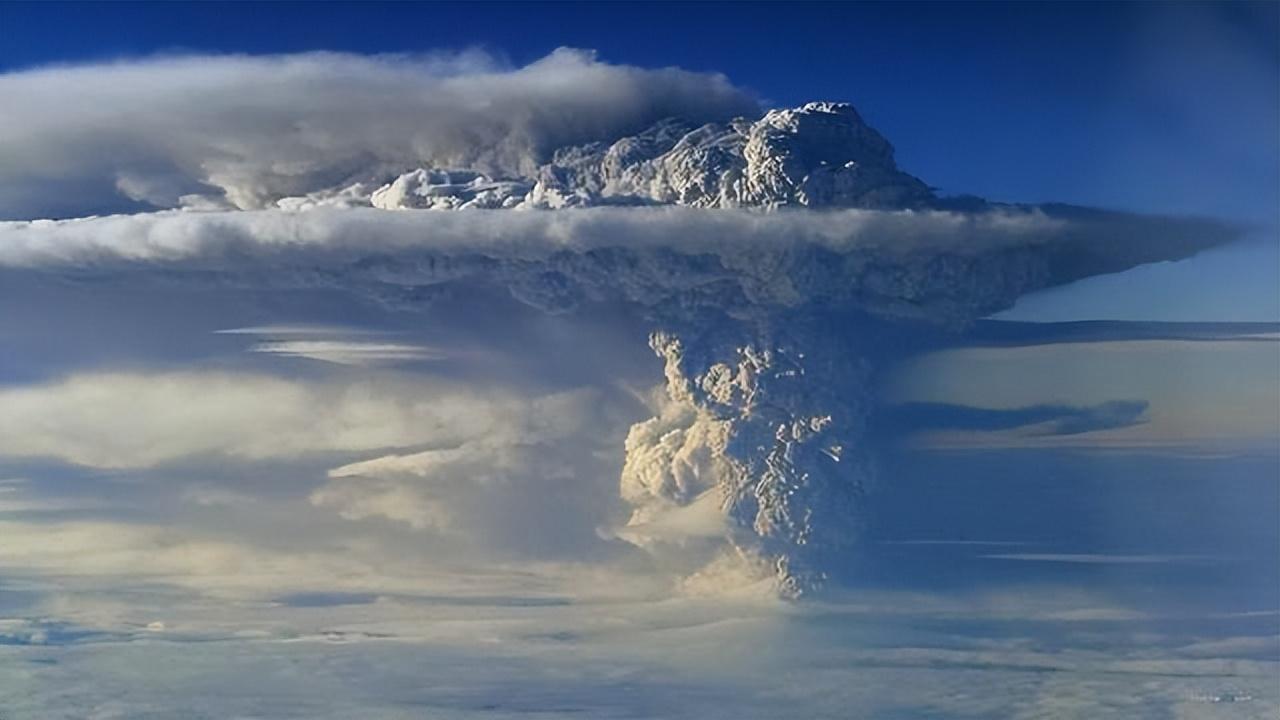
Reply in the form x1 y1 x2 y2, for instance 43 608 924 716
0 49 756 219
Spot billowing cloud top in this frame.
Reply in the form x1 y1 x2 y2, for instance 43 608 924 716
0 48 756 218
0 49 1235 325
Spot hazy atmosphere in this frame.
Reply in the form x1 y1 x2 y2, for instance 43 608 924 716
0 3 1276 718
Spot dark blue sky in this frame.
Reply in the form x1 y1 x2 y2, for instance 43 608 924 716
2 1 1277 318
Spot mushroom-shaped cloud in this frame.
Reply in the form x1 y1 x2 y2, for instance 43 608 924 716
0 57 1239 595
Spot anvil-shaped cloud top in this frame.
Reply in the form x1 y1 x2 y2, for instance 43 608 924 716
0 88 1237 596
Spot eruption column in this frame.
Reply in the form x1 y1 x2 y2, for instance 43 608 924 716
621 318 879 596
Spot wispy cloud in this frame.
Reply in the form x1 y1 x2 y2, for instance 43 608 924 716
0 371 568 468
883 399 1149 437
888 337 1280 453
247 340 446 365
216 325 450 365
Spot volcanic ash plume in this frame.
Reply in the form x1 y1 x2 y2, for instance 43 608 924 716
618 321 875 596
0 73 1240 596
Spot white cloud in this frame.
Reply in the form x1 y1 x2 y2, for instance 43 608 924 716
247 340 448 365
311 390 608 533
0 205 1235 327
309 475 455 531
0 49 756 218
2 575 1274 720
0 518 573 600
312 442 569 532
0 205 1058 265
0 370 577 468
215 325 449 365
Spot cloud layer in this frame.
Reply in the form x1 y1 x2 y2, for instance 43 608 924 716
884 399 1150 437
0 49 756 218
0 371 586 469
0 205 1237 327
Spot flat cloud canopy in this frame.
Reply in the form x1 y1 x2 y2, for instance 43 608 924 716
0 205 1237 326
